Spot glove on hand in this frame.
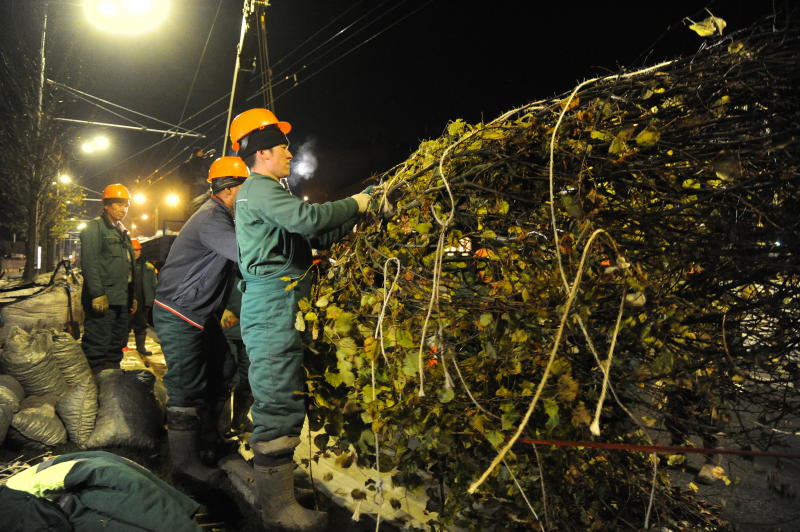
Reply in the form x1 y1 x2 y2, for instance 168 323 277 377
92 295 109 313
351 193 372 213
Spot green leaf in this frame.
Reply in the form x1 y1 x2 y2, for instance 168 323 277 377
415 222 433 234
402 351 420 377
337 358 356 386
335 337 358 358
485 430 504 448
544 397 560 432
334 311 355 335
501 409 521 431
438 386 455 403
510 329 529 343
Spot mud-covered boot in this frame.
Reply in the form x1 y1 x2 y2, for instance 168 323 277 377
253 437 327 531
134 331 153 356
167 407 225 486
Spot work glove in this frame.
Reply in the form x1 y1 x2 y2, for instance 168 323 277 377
92 295 109 313
220 309 239 328
350 193 372 213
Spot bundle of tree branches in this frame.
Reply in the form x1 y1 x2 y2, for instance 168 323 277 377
301 14 799 531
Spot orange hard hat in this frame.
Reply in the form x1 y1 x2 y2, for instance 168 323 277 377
207 156 250 182
229 108 291 151
131 239 142 250
102 183 131 201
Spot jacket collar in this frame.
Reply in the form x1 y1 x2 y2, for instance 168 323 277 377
209 193 234 217
101 212 127 233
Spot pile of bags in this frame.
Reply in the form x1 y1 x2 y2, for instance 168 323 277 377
0 326 162 451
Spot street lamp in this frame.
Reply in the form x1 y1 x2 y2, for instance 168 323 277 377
81 135 111 153
82 0 171 36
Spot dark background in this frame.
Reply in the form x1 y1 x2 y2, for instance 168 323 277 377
0 1 778 211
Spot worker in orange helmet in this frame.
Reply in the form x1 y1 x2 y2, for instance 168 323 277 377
153 156 249 488
231 108 373 531
128 239 157 358
79 183 139 372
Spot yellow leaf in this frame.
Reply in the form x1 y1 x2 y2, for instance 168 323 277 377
294 311 306 332
686 12 727 37
667 454 686 466
641 415 657 427
634 127 660 147
688 481 699 493
559 95 580 111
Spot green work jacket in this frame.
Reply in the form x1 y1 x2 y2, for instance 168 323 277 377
80 214 137 307
235 173 360 277
134 257 158 308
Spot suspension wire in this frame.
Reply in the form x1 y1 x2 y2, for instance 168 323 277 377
47 79 194 133
265 0 395 86
147 2 434 187
57 89 149 129
162 0 225 163
93 2 433 190
252 1 433 104
255 4 271 109
270 0 367 71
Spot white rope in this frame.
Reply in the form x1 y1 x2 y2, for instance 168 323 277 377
366 257 402 530
468 228 609 494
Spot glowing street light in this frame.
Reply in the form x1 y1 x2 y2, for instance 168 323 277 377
140 213 149 221
83 0 171 36
59 174 72 184
81 135 111 154
165 193 180 207
133 192 147 205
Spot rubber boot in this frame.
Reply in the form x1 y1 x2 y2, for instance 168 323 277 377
134 330 153 356
254 461 327 531
167 407 225 486
199 398 235 464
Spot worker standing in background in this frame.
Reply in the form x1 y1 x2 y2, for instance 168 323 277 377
152 157 248 488
231 108 372 531
129 239 157 358
79 183 138 372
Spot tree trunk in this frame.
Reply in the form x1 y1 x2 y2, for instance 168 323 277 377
22 197 39 282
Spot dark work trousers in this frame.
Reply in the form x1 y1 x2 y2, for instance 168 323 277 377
222 335 251 393
154 305 230 409
129 306 150 336
240 270 311 446
81 304 129 370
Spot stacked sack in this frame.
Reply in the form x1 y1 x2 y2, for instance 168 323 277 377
0 326 97 449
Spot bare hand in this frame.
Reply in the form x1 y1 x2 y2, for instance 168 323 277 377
130 299 138 314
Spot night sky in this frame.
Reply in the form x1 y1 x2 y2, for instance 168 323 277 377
0 0 778 229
